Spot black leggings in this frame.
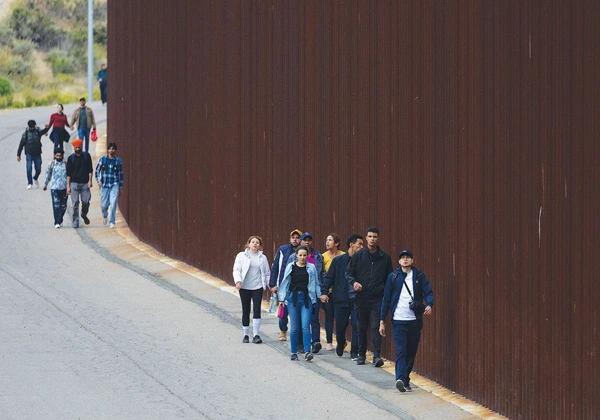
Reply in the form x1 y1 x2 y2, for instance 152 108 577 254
239 288 263 326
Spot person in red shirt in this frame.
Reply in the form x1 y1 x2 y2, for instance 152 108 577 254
46 104 71 150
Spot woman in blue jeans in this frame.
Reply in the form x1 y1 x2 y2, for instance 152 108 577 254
278 246 321 361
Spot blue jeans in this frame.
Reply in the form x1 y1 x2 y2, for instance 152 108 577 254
25 154 42 185
287 291 312 354
299 297 321 346
50 189 68 225
78 128 90 152
100 184 120 224
392 319 423 384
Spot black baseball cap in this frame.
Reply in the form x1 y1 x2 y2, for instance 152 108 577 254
398 249 413 258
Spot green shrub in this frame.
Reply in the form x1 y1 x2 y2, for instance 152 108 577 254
11 39 35 59
0 95 13 109
46 49 75 74
0 77 12 96
12 101 25 108
0 55 32 80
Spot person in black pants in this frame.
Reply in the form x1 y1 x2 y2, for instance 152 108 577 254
320 233 364 359
380 249 434 392
345 227 393 367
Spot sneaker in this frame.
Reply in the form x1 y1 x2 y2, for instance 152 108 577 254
405 385 412 392
252 335 262 344
242 335 249 343
312 342 322 354
279 330 287 341
27 184 32 190
109 223 115 228
373 357 384 368
305 352 314 361
82 214 90 225
396 379 406 393
54 224 60 229
335 342 345 357
350 351 358 361
357 357 366 365
326 343 334 351
34 179 39 188
291 353 298 361
102 217 108 225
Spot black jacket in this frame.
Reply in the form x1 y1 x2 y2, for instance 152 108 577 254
322 253 355 307
17 127 49 157
345 246 393 304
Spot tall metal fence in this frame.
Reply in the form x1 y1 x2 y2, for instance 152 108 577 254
107 1 599 418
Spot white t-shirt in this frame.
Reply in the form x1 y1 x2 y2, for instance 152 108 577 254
393 269 416 321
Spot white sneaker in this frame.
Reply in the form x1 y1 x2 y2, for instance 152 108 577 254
109 223 115 228
54 224 60 229
27 184 32 190
102 217 108 225
34 180 39 188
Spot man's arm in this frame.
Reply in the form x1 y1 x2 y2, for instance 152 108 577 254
269 249 281 289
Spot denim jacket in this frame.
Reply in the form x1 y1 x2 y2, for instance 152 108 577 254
278 261 322 305
287 249 325 287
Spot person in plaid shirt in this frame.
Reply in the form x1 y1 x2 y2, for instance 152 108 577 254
95 142 124 228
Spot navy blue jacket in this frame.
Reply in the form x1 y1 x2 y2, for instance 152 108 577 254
380 266 434 321
269 243 295 288
322 253 355 307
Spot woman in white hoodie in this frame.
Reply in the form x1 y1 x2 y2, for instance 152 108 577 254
233 236 270 344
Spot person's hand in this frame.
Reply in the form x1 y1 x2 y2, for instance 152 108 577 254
88 181 93 188
379 322 386 337
97 181 102 188
43 186 47 191
270 286 278 293
66 186 71 196
235 281 242 290
17 156 21 162
424 305 432 315
353 282 362 291
319 295 329 303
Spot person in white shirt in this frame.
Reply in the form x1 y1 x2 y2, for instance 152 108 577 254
379 250 434 393
233 236 270 344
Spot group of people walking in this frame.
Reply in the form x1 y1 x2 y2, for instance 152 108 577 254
16 100 124 229
233 227 435 392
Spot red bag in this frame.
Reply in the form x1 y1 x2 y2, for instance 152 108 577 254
91 129 97 142
277 303 285 318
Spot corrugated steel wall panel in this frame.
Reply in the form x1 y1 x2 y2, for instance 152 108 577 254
108 1 599 418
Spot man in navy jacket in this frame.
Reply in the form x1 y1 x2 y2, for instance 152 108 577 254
380 249 434 393
269 229 302 341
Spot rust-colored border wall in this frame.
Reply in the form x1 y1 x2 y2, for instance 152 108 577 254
108 1 599 418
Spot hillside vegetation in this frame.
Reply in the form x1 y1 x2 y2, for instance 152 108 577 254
0 0 107 109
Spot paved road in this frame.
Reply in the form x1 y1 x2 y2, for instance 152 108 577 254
0 104 483 419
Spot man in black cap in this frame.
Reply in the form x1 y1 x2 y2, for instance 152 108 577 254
380 249 434 392
346 226 393 367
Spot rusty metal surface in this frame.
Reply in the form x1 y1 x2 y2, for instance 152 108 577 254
107 1 599 418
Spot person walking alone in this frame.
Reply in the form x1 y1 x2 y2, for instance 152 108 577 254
97 64 107 106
